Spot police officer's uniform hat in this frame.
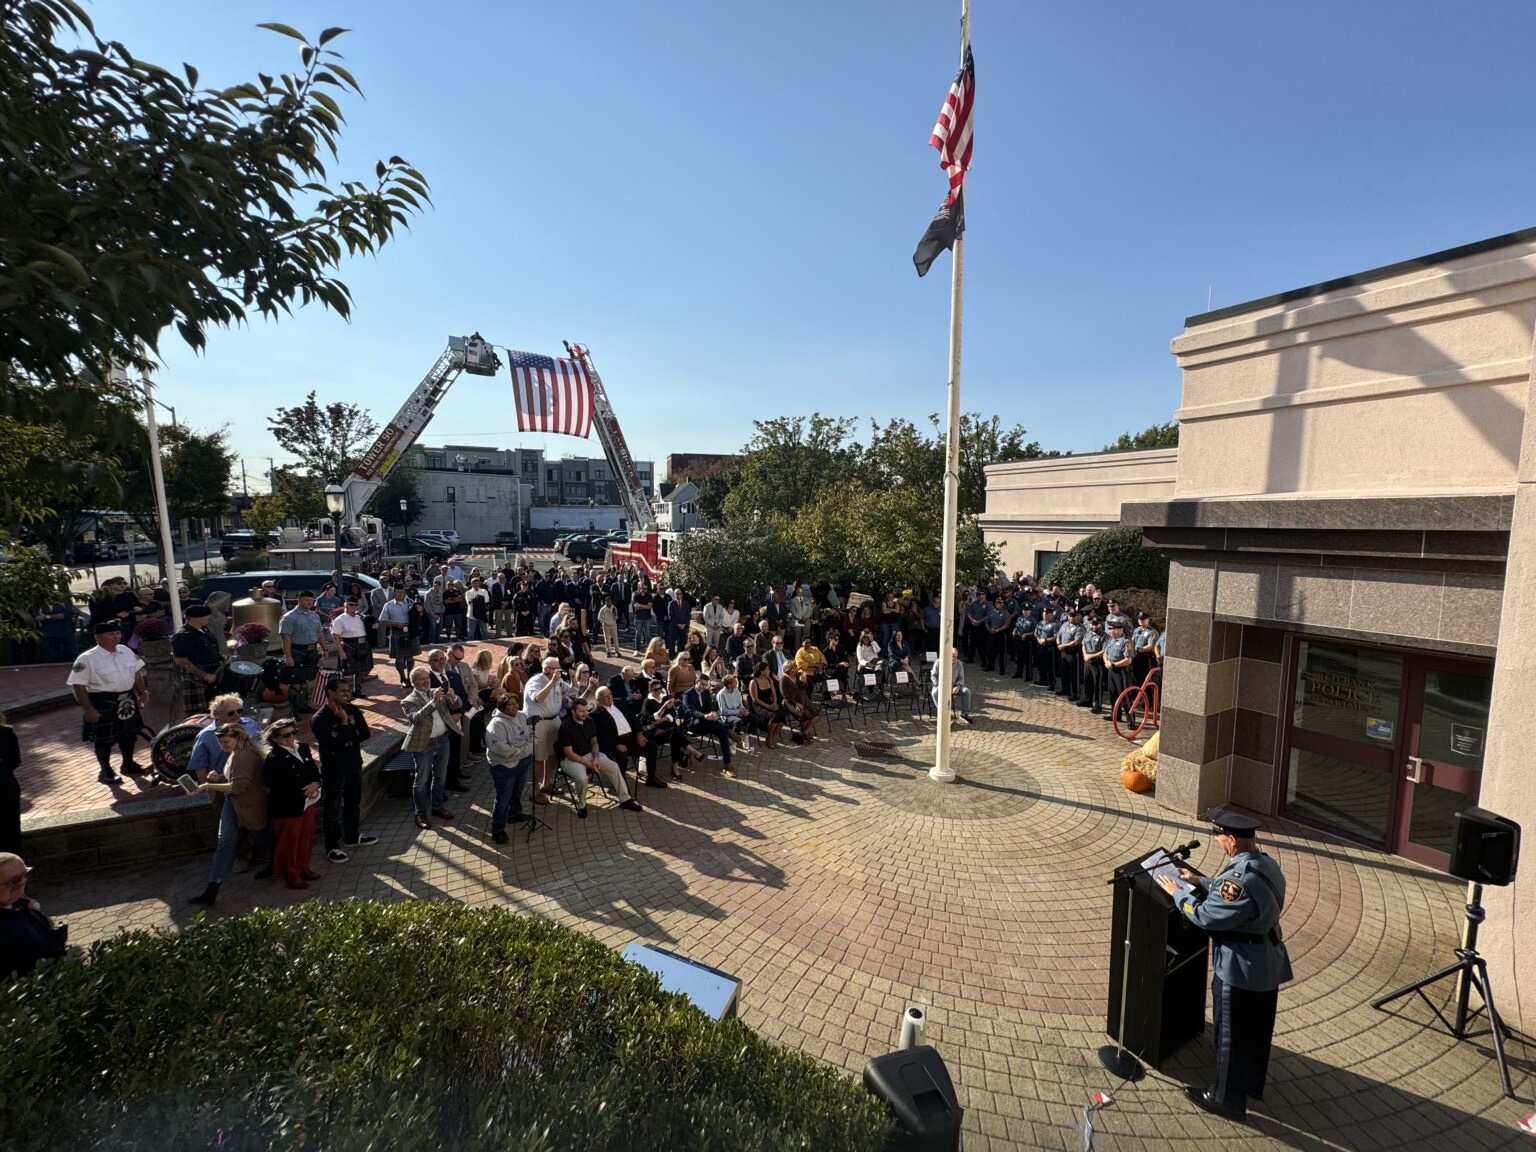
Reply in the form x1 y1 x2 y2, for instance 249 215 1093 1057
1206 807 1263 837
93 620 121 634
185 603 211 619
1138 610 1152 621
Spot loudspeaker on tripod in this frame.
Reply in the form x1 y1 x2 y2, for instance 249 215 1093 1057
1448 806 1520 887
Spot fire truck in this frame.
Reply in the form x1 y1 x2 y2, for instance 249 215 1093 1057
337 335 674 577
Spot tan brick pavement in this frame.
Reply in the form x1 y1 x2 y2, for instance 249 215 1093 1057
22 662 1536 1150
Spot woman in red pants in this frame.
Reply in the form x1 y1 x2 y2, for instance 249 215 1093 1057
262 719 321 890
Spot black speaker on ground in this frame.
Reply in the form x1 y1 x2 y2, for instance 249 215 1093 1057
862 1045 962 1152
1449 807 1521 887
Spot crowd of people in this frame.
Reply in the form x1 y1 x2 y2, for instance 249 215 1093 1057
14 549 1167 925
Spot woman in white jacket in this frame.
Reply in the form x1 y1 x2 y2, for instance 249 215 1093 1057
484 696 535 844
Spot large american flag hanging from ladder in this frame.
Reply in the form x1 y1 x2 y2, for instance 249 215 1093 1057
507 350 594 438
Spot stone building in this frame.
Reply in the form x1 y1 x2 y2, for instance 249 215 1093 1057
1119 226 1536 1029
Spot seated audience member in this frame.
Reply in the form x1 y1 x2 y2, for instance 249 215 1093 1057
715 673 755 750
794 636 827 684
556 700 642 818
748 660 788 749
639 680 691 782
666 652 697 697
822 632 852 697
855 629 883 697
682 677 733 768
779 664 820 742
931 646 975 724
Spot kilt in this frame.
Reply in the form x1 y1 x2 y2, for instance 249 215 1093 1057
82 690 140 745
387 631 419 661
178 667 219 715
340 637 372 679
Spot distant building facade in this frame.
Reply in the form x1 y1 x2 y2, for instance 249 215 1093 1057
404 445 653 507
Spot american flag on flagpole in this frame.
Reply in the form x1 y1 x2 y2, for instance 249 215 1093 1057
507 350 595 438
929 44 974 202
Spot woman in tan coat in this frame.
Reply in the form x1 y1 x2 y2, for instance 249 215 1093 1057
188 724 268 906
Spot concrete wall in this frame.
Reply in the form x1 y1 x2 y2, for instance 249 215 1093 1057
980 449 1177 574
1172 238 1536 500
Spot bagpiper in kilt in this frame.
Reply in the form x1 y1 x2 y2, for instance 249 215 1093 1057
67 620 149 785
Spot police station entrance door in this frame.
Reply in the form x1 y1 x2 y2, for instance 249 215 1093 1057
1281 641 1490 869
1394 657 1492 871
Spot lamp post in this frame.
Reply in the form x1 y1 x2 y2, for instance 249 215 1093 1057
324 483 345 584
400 497 409 536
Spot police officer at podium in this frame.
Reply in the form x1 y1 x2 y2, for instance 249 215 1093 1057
1156 807 1292 1122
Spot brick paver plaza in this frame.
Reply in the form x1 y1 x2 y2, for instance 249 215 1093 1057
23 661 1534 1150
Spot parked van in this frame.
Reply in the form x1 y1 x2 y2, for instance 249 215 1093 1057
197 570 382 608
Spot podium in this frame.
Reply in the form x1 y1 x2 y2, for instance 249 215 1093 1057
1101 852 1209 1073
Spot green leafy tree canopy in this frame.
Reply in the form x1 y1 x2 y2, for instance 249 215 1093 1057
369 464 424 530
243 493 286 537
0 3 430 386
268 392 380 482
1104 421 1179 452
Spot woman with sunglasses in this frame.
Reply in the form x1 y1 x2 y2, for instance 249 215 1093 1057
188 723 269 906
262 720 321 890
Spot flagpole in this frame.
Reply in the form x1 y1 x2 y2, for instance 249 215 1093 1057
931 0 969 784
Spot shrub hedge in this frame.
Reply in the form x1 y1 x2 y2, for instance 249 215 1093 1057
222 550 271 574
0 901 893 1152
1043 525 1169 596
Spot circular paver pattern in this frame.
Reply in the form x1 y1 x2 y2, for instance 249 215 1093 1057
23 665 1533 1151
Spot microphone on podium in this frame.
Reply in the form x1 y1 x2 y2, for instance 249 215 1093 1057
1170 839 1201 860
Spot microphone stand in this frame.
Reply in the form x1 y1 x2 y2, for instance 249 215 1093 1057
1098 841 1199 1081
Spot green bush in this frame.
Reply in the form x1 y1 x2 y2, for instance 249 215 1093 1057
0 901 892 1152
222 550 270 573
1044 524 1169 595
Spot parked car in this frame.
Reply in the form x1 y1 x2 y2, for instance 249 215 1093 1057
197 570 382 607
494 531 523 550
565 536 612 561
219 530 262 559
388 535 453 561
416 529 461 550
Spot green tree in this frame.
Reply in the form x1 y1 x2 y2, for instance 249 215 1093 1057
0 4 429 388
0 547 72 643
244 494 286 538
665 524 806 606
671 456 737 525
267 392 380 482
369 464 424 531
783 485 998 593
1043 524 1170 593
721 415 862 524
1104 421 1179 452
863 413 1052 519
271 467 324 525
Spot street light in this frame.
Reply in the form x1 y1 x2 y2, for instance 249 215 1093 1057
324 483 345 583
400 497 409 535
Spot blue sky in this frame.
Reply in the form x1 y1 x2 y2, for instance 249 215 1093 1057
119 0 1536 488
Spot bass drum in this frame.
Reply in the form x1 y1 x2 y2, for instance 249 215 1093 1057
219 658 265 699
150 713 216 787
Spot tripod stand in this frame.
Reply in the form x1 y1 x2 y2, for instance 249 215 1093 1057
1370 881 1514 1098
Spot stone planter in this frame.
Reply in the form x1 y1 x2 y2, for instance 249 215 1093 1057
138 638 173 667
236 641 269 663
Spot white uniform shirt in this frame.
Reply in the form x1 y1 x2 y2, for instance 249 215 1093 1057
329 611 369 640
65 644 143 693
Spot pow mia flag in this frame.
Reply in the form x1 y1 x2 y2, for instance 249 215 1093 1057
912 188 964 278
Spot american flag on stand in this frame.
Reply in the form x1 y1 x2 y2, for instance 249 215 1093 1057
309 668 331 710
507 349 594 438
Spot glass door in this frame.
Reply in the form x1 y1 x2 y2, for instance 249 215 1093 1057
1282 641 1405 846
1395 659 1492 870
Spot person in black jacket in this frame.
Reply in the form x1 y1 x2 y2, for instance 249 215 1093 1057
0 713 19 856
263 720 321 890
0 853 67 980
607 666 647 721
310 678 375 863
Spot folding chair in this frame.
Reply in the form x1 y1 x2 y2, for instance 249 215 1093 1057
818 676 865 730
887 666 921 718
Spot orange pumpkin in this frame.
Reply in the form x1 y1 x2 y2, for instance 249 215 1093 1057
1121 767 1152 793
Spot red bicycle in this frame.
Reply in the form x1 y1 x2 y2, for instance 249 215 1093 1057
1112 666 1161 743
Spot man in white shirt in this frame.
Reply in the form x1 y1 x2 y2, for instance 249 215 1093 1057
328 597 372 696
522 656 566 804
67 620 150 784
464 577 490 641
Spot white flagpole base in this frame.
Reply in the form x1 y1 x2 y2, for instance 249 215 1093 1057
929 762 957 783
